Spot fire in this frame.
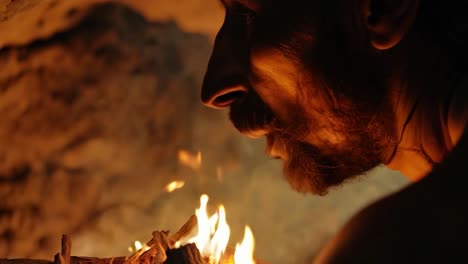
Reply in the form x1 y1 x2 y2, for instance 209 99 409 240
210 206 230 262
178 194 256 264
128 240 150 254
183 194 230 264
234 226 256 264
178 149 202 170
165 180 185 192
134 241 144 250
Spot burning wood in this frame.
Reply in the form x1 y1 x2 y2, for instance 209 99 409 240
0 196 264 264
0 216 204 264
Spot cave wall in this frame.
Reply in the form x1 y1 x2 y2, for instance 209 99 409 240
0 2 214 257
0 0 224 48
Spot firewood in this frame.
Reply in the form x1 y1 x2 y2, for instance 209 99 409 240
0 246 204 264
169 215 197 246
0 257 127 264
61 235 71 264
0 214 264 264
69 257 126 264
0 215 204 264
164 244 206 264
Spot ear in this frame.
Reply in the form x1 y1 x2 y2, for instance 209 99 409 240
362 0 420 50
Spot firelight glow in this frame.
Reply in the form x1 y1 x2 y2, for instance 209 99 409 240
178 149 202 170
128 240 150 254
210 205 230 263
234 226 256 264
178 194 256 264
134 241 143 251
165 180 185 192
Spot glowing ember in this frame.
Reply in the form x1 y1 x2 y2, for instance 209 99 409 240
134 241 143 251
165 180 185 192
128 240 150 254
234 226 256 264
178 150 202 170
178 194 256 264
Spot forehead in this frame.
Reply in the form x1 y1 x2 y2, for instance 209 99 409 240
220 0 269 8
219 0 312 13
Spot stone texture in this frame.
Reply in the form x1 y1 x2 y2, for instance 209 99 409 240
0 0 223 49
0 2 212 258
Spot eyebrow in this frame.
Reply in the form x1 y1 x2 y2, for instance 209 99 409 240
219 0 228 7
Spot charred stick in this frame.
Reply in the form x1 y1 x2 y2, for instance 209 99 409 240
0 215 210 264
61 235 71 264
169 215 197 246
164 244 206 264
0 257 127 264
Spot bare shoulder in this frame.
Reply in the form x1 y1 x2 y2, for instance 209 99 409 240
314 130 468 264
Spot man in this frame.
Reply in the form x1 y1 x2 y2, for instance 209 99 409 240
201 0 467 262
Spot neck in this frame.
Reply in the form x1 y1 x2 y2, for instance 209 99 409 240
384 53 468 181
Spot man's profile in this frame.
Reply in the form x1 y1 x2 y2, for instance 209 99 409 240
201 0 468 262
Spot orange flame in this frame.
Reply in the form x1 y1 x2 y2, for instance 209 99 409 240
165 181 185 192
210 206 230 262
178 150 202 170
234 226 256 264
182 195 230 264
128 240 150 254
134 241 144 250
178 194 255 264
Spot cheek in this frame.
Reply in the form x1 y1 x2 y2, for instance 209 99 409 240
249 48 303 123
251 62 349 147
248 46 352 148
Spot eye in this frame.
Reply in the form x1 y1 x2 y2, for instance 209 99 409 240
230 2 257 24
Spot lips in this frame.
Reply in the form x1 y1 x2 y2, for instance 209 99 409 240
265 133 288 160
227 87 290 159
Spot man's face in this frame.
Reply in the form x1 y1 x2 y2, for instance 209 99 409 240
202 0 397 194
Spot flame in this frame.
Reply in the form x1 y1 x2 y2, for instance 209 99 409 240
178 150 202 170
184 194 230 264
210 206 230 263
165 181 185 192
134 241 143 250
234 226 256 264
190 194 212 254
178 194 255 264
128 240 150 254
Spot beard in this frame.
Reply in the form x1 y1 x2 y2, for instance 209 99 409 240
228 70 396 195
230 88 395 195
267 75 396 195
270 128 389 195
229 26 396 195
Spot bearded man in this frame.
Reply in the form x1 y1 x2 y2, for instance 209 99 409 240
201 0 468 262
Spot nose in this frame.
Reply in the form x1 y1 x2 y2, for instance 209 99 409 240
203 84 248 109
201 19 250 109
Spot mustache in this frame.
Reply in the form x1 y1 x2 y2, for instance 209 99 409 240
229 92 312 141
228 92 277 137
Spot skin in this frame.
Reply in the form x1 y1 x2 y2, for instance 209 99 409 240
202 0 468 262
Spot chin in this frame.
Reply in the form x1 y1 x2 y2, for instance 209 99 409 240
282 157 335 196
280 140 381 195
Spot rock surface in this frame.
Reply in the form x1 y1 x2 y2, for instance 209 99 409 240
0 0 224 49
0 2 212 258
